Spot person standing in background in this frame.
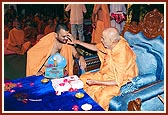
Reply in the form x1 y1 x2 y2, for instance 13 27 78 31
5 5 17 21
65 4 87 42
109 4 127 34
91 4 111 44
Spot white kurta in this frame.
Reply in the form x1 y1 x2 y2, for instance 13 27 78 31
109 4 127 34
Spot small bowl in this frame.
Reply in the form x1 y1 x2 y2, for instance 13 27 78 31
41 78 49 84
81 103 92 111
75 92 84 99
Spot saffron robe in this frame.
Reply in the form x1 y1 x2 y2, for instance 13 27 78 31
26 32 74 77
44 25 56 35
7 28 31 55
91 4 111 44
80 36 138 110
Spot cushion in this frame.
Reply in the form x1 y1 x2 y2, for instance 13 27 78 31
124 31 164 80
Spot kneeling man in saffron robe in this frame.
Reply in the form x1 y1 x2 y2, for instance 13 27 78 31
26 23 86 77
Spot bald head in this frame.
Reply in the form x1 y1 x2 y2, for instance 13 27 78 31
101 27 120 49
103 28 120 41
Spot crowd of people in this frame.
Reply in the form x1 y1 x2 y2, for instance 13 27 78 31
4 4 127 55
4 5 64 55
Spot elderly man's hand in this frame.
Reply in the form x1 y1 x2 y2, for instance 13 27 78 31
86 79 97 86
67 33 76 45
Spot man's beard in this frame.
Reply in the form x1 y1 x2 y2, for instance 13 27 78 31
57 38 68 44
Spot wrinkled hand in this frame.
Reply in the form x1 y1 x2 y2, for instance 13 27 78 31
66 33 76 45
86 79 97 86
79 56 86 70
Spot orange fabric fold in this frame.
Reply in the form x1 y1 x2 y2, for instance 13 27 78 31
80 36 138 110
44 25 56 35
102 4 111 28
7 28 31 55
26 32 56 76
91 20 104 44
60 45 74 76
26 32 74 77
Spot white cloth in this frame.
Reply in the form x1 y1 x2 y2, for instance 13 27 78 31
51 75 84 95
109 4 127 34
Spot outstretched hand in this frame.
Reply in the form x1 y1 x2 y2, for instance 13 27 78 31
66 33 76 45
86 79 97 86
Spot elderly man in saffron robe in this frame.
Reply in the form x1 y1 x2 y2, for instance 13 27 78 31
67 27 138 111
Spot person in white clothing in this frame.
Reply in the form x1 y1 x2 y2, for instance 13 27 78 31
109 4 127 34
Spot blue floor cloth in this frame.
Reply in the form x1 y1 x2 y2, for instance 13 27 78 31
4 75 104 111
